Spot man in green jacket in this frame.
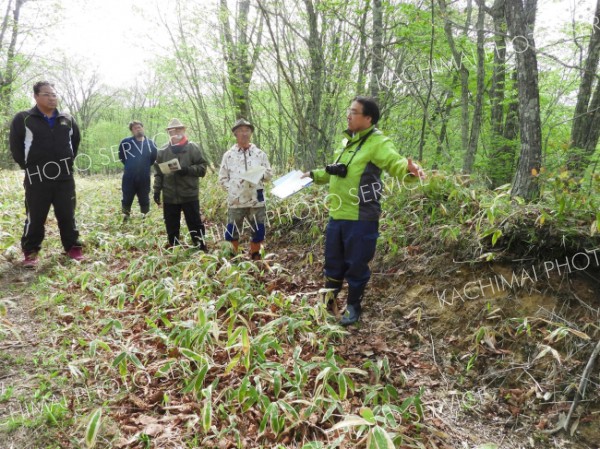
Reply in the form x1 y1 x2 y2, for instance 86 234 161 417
304 96 424 326
154 118 209 251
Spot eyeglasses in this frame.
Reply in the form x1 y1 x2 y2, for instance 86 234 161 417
346 109 364 116
38 93 58 98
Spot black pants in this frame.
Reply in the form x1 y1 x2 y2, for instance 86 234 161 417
21 178 80 252
121 172 151 214
163 200 206 247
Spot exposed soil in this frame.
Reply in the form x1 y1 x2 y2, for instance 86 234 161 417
277 239 600 449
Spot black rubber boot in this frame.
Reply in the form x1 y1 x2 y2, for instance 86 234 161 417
324 278 343 312
340 285 365 326
340 304 361 326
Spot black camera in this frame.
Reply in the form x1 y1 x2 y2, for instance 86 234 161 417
325 163 348 177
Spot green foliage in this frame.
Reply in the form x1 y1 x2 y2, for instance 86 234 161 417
78 120 124 175
84 408 102 448
0 173 433 447
376 169 599 265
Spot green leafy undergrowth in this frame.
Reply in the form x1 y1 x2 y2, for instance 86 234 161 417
374 170 600 265
1 173 427 448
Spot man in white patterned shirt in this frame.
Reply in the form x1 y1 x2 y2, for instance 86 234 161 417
218 119 272 259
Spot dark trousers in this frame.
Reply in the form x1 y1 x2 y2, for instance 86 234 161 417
121 172 151 214
21 178 80 253
324 219 379 305
163 200 205 246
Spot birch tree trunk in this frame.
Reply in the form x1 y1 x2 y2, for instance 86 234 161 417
0 0 26 164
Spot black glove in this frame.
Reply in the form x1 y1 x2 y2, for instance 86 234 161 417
176 167 190 176
153 191 161 205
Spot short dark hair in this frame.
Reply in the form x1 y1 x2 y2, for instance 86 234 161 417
352 96 380 125
129 120 144 131
33 81 54 95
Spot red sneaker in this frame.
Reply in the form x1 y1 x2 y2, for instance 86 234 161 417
23 251 39 269
66 246 84 261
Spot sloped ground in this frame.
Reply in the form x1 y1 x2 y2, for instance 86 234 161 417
275 241 600 449
0 173 599 449
3 241 598 448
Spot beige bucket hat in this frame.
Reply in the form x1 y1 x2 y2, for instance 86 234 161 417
166 118 186 129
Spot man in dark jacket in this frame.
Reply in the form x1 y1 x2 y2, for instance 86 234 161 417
153 118 209 251
9 80 83 268
118 120 158 221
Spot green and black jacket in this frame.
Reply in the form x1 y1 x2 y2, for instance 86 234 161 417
312 126 409 221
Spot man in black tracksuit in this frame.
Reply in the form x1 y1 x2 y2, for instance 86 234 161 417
9 81 83 268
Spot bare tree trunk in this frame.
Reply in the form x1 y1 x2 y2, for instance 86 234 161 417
432 90 455 170
219 0 262 120
300 0 324 169
581 80 600 155
356 0 370 94
418 0 435 161
464 1 486 172
163 3 220 163
257 0 359 169
0 0 26 165
0 0 22 105
369 0 383 102
438 0 471 161
568 0 600 172
506 0 542 200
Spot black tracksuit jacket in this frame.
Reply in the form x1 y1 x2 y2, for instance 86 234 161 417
9 106 81 183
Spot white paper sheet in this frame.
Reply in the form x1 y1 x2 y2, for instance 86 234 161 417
271 170 313 199
158 158 181 175
239 166 266 185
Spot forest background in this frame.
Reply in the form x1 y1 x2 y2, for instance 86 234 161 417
2 1 600 448
0 0 599 201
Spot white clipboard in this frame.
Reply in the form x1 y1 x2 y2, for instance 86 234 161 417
271 170 313 199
